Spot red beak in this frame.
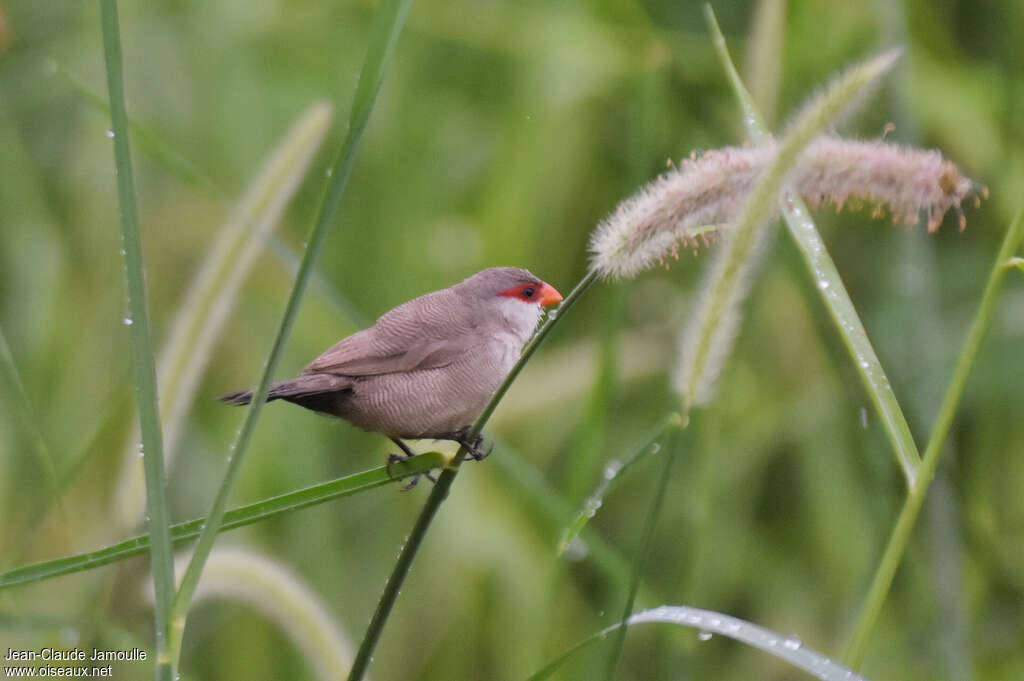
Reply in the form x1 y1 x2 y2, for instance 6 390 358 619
538 282 563 307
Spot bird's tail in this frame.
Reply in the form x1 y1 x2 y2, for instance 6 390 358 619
219 374 352 406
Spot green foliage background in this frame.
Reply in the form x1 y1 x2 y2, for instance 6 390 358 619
1 1 1022 680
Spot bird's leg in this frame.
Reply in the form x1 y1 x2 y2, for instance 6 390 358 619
386 437 437 490
450 428 493 462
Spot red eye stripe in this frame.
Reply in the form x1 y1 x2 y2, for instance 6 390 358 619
498 282 563 306
498 283 539 302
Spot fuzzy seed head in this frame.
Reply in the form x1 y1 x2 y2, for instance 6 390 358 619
588 136 978 279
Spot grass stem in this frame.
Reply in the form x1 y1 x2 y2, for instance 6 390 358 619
843 211 1024 666
602 417 682 680
97 1 176 678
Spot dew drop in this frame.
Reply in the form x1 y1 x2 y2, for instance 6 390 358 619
603 460 621 479
123 317 134 325
650 442 661 454
783 635 802 650
106 129 115 138
697 631 713 641
564 536 589 561
817 280 830 290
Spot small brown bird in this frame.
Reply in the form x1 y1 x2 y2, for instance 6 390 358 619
221 267 562 466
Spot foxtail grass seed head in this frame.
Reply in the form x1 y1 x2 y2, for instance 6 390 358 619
589 137 978 279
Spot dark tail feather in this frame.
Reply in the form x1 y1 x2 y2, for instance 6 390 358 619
219 374 352 407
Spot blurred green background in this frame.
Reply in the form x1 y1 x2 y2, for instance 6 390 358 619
1 0 1022 680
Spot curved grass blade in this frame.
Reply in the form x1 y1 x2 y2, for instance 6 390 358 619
557 414 677 556
165 547 357 681
98 1 175 676
0 451 446 590
844 211 1024 666
114 101 334 530
528 605 873 681
602 421 683 680
704 5 921 487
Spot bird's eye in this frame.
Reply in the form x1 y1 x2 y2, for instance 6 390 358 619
522 286 536 299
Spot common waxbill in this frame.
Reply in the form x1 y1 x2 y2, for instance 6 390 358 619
221 267 562 463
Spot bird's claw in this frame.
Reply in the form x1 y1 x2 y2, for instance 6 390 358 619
386 451 437 491
458 434 492 461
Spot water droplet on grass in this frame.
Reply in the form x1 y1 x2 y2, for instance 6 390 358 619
697 631 713 641
106 129 115 138
783 635 802 650
564 537 589 561
123 317 133 325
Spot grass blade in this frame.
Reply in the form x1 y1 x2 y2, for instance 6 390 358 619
843 211 1024 666
704 5 922 487
97 1 175 677
742 0 786 126
0 325 67 527
0 451 447 590
168 0 416 666
529 605 874 681
602 420 683 680
113 101 334 529
557 415 676 556
166 547 357 681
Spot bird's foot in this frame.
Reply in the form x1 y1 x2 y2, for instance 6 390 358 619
386 439 437 490
453 430 492 462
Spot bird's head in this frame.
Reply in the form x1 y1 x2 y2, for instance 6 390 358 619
460 267 562 306
458 267 562 337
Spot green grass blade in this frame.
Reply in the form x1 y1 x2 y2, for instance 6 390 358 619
529 605 874 681
843 211 1024 666
113 101 333 530
489 438 634 592
704 5 922 487
742 0 786 126
58 62 224 197
97 1 175 676
558 415 676 556
0 325 67 526
169 0 415 666
168 547 357 681
0 451 446 590
267 235 371 328
602 420 683 680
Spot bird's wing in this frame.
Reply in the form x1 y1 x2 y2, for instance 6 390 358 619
303 289 479 376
